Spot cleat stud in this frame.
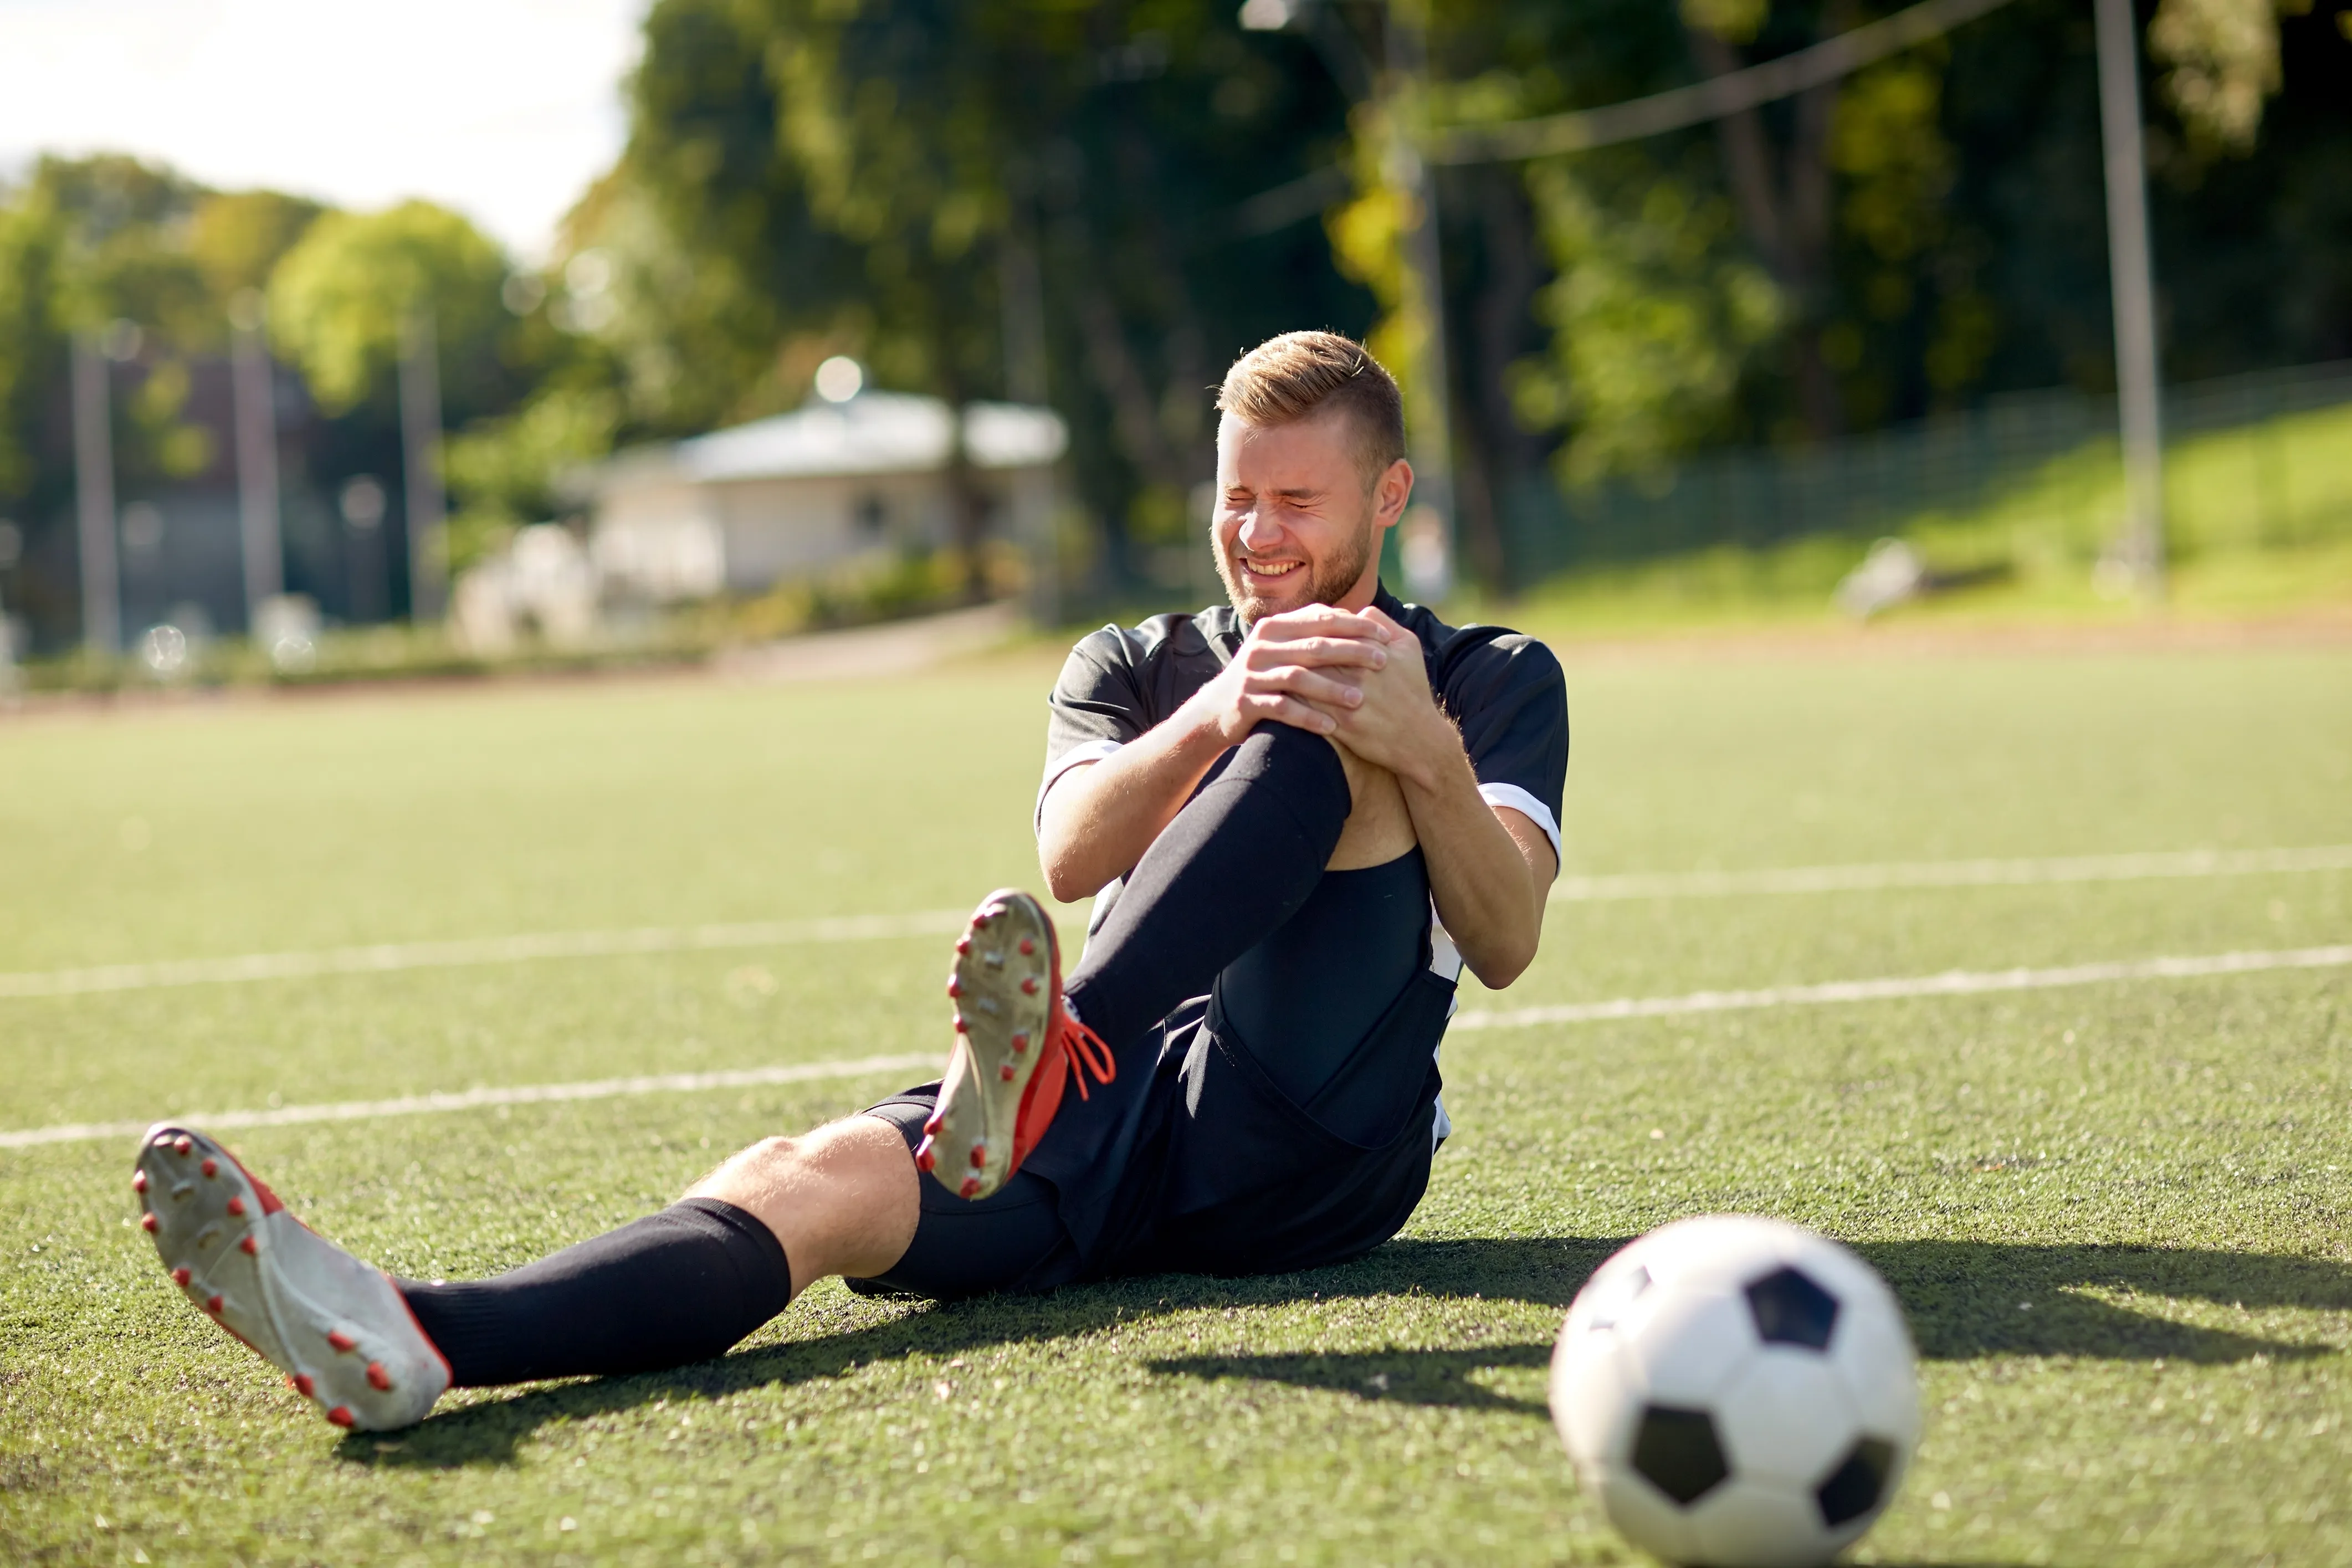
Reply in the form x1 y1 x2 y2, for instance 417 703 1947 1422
294 1374 315 1397
1000 1063 1016 1081
366 1361 392 1392
224 1197 245 1218
141 1213 158 1232
959 1176 981 1198
206 1294 224 1314
1010 1032 1028 1054
945 977 961 998
921 1112 942 1136
132 1169 148 1193
1021 977 1039 995
953 1014 968 1033
201 1159 217 1178
327 1330 357 1354
173 1136 192 1157
968 1141 986 1169
954 936 972 954
913 1136 937 1174
239 1236 258 1256
171 1267 191 1287
326 1406 354 1428
1019 937 1035 956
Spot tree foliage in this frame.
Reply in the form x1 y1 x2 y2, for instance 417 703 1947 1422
266 201 519 422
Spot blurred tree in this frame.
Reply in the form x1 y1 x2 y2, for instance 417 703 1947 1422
580 0 1367 592
266 201 520 423
2147 0 2284 155
440 385 621 573
1427 0 2351 527
187 189 326 308
0 186 69 509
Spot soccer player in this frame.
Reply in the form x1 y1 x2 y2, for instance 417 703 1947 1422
132 331 1568 1431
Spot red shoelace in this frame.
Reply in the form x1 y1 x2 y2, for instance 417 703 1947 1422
1056 1013 1116 1100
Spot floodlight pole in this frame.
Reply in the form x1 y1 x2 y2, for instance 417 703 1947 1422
2092 0 2166 598
229 293 284 626
1000 193 1059 627
1385 0 1457 602
70 332 121 654
398 306 447 622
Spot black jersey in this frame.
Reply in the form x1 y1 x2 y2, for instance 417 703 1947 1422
1039 583 1569 862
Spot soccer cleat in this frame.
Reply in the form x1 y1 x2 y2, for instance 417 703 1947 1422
133 1124 450 1432
919 889 1115 1202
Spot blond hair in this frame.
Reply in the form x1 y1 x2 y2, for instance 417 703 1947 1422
1215 331 1406 486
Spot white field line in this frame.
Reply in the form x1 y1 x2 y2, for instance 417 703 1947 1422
3 844 2345 1005
0 1053 941 1152
0 911 972 1001
1549 843 2352 902
8 944 2346 1152
1451 944 2352 1031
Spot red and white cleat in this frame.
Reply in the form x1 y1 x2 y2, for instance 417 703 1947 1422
133 1124 450 1431
918 889 1114 1202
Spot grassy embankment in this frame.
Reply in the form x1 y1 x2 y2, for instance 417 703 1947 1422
1485 401 2352 639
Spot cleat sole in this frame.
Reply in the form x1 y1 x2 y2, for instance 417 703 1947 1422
135 1123 449 1432
925 890 1057 1202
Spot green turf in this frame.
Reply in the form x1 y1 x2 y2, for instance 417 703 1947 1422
3 643 2349 1565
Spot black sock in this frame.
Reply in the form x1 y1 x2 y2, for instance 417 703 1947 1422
1064 722 1351 1049
397 1197 793 1387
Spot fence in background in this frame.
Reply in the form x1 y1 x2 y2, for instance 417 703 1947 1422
1497 359 2352 581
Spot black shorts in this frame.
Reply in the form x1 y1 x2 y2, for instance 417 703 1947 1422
849 962 1456 1300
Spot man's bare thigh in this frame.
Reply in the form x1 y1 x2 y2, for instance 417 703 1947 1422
1325 739 1418 870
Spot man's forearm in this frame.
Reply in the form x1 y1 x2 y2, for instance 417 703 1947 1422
1395 736 1551 988
1037 705 1230 900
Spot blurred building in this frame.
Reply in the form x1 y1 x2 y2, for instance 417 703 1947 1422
585 391 1067 602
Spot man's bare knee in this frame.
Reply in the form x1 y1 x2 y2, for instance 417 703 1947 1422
685 1118 919 1296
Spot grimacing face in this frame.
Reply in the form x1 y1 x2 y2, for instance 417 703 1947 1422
1211 407 1407 623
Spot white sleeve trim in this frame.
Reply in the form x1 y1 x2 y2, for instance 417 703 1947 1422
1478 782 1562 868
1035 738 1125 833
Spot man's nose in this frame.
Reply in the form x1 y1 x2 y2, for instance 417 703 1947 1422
1235 506 1284 553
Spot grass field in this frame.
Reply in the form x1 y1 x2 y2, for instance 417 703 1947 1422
3 637 2349 1566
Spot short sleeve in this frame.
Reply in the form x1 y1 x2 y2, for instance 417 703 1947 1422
1443 636 1569 863
1038 629 1154 830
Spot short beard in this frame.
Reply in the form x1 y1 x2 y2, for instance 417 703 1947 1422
1215 514 1379 626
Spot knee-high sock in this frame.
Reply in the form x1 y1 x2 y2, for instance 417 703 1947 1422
1063 723 1351 1050
397 1198 793 1387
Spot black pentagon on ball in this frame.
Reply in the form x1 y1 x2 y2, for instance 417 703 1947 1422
1631 1405 1730 1505
1744 1264 1840 1350
1815 1436 1897 1527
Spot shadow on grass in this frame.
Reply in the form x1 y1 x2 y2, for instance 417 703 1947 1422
344 1234 2349 1469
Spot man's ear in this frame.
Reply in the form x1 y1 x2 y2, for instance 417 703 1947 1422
1375 457 1415 526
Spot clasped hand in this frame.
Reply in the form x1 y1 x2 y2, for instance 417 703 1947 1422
1189 604 1445 781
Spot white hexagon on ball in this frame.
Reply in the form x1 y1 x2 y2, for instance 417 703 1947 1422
1549 1216 1919 1568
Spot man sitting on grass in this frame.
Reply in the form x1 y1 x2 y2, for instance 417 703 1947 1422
132 331 1569 1431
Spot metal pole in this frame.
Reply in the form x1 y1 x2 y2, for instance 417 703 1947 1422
398 306 447 622
229 292 284 626
2093 0 2165 597
1000 205 1059 627
1385 0 1457 602
70 333 120 654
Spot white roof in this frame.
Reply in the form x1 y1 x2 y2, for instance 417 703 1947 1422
604 392 1067 489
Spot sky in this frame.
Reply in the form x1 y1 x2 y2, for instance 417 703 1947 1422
0 0 647 260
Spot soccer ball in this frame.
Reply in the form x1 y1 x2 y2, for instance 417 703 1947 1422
1549 1216 1920 1568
